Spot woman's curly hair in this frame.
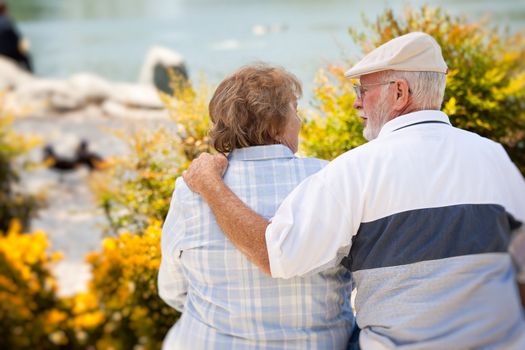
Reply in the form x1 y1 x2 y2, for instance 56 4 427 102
209 63 302 153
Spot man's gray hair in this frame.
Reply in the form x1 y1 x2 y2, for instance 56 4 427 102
381 70 447 110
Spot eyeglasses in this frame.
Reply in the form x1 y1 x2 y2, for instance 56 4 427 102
352 81 396 100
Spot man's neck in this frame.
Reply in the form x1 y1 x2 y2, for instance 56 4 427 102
391 104 437 120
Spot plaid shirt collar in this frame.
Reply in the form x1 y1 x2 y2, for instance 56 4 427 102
228 144 295 161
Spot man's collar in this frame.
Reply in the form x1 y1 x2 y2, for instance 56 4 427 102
228 144 295 161
377 110 451 139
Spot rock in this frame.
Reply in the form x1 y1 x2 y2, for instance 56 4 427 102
15 78 86 112
68 73 113 104
109 83 164 109
0 56 34 90
50 90 86 111
138 46 188 95
101 99 169 120
2 47 180 117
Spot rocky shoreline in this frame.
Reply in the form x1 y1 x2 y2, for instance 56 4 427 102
1 46 189 120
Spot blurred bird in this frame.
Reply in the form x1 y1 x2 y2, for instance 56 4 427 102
43 145 79 172
75 140 106 171
43 140 107 180
43 145 80 182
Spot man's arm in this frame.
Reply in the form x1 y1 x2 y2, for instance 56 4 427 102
182 153 272 275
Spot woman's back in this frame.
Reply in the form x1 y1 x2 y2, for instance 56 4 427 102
160 145 353 349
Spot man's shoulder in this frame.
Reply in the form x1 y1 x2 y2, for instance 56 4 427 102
328 140 381 167
293 156 329 169
449 126 508 156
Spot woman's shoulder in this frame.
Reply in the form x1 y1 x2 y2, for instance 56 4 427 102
173 176 199 202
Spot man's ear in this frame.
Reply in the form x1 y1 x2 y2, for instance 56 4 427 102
393 79 410 112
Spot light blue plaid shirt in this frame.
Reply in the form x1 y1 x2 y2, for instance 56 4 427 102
159 145 354 349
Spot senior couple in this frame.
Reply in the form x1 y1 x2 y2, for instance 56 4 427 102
158 32 525 349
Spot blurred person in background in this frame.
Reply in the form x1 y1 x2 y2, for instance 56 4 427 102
0 0 32 72
158 64 357 349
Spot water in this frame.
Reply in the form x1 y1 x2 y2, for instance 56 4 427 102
10 0 525 92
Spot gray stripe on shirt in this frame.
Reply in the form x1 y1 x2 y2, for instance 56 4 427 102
343 203 518 272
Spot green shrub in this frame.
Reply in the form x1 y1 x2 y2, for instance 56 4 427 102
92 128 185 236
160 76 214 162
300 65 364 160
0 93 42 233
93 79 213 236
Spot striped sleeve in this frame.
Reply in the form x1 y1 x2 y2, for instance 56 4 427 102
266 163 360 278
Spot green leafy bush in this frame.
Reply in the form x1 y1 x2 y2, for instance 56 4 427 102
93 79 213 236
0 93 42 233
92 128 185 235
300 65 364 160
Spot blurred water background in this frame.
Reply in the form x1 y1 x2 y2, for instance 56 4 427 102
12 0 525 92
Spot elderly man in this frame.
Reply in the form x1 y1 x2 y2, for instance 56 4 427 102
182 32 525 349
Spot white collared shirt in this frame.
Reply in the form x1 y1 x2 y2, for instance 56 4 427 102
266 110 525 349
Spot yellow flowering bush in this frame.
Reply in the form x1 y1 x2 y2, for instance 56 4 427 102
301 6 525 176
160 75 214 162
300 65 365 160
92 128 185 235
0 222 74 349
84 221 180 350
93 78 213 236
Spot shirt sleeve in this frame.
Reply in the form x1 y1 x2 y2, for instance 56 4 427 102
266 159 363 278
158 178 188 312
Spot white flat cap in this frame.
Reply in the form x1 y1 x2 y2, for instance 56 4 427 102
344 32 447 79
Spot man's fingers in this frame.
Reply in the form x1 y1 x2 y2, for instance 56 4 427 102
181 152 227 194
214 154 229 175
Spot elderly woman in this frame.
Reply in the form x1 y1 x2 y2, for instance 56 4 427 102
158 64 354 349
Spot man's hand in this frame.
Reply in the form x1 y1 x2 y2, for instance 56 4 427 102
183 153 228 195
181 151 271 275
